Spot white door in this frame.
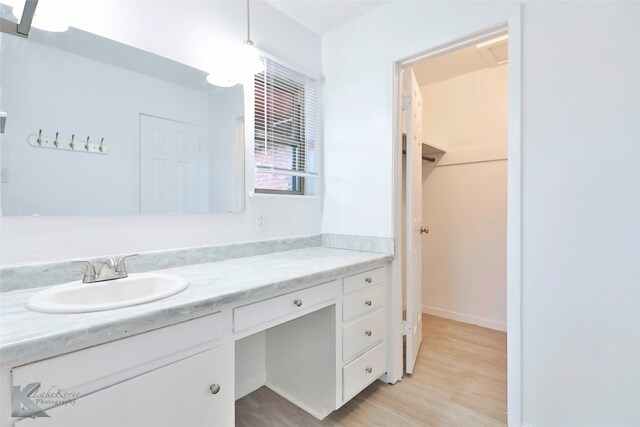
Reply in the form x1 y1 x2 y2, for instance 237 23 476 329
404 68 424 374
140 115 201 214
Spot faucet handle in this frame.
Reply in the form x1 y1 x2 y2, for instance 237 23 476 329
73 260 97 283
115 254 139 277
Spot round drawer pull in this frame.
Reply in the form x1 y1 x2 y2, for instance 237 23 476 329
365 367 373 374
365 300 372 306
210 384 221 395
293 299 303 307
365 277 373 283
365 330 372 336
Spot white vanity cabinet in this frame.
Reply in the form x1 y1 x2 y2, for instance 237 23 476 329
4 261 390 427
14 346 230 427
9 314 233 427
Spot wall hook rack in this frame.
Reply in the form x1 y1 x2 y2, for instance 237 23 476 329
28 131 108 154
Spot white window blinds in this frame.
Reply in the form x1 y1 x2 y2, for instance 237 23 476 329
254 57 318 188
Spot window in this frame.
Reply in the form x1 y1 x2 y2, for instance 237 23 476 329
254 57 318 194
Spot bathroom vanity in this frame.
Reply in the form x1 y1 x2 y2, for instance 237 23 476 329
0 247 392 426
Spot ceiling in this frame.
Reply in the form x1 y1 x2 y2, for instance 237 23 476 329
265 0 386 35
412 36 509 87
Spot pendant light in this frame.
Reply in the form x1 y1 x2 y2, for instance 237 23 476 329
238 0 265 75
207 0 264 87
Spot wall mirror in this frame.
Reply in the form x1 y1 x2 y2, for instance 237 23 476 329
0 10 246 216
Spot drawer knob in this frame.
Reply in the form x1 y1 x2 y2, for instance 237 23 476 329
365 277 373 283
293 299 303 307
210 384 221 394
365 330 372 336
365 367 373 374
365 300 372 306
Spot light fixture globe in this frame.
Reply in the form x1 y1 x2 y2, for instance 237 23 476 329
206 71 238 88
240 40 265 75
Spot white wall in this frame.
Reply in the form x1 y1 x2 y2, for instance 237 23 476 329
45 1 322 80
422 65 508 156
321 1 510 237
322 1 640 426
0 0 322 265
521 3 640 426
422 161 507 331
420 66 507 332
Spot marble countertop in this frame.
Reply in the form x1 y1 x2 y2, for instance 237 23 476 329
0 247 391 366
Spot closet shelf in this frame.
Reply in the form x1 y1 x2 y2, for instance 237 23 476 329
402 133 446 162
421 141 446 156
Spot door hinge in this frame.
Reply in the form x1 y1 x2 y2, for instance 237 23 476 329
401 95 412 111
401 320 412 336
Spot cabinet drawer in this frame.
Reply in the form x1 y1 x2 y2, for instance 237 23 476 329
343 341 386 402
343 266 386 295
343 309 386 362
15 346 233 427
343 285 385 322
234 281 337 332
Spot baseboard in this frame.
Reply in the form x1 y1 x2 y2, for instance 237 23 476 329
235 373 266 400
422 305 506 332
265 382 331 420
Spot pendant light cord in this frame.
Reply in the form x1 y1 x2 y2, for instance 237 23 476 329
246 0 251 41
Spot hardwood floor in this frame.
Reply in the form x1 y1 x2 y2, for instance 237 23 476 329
235 314 507 427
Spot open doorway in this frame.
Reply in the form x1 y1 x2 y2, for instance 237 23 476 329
399 29 509 425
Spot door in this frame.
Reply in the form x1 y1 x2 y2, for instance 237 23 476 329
404 68 423 374
140 115 201 214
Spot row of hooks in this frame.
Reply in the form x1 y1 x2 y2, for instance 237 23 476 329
28 130 109 154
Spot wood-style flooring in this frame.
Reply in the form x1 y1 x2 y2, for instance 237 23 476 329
235 314 507 427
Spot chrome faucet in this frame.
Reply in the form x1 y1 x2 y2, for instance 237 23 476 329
73 254 138 283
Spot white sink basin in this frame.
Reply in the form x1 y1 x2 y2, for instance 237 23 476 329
27 273 189 314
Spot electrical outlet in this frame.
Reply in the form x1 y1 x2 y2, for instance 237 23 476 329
256 214 265 231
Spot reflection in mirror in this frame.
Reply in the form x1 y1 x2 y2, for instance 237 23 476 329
0 25 245 216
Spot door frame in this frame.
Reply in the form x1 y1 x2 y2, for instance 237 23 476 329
390 5 522 426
